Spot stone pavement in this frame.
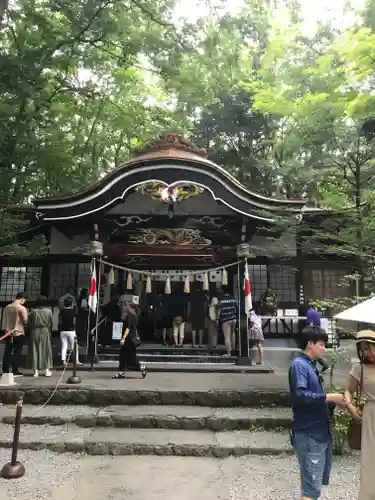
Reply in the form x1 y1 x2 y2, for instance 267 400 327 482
0 450 360 500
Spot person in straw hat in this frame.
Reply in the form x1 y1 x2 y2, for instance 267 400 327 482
345 330 375 500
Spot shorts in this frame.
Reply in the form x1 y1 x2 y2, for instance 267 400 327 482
173 316 184 327
157 317 172 330
191 313 206 331
248 326 264 343
292 432 332 500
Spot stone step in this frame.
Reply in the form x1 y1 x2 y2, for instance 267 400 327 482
0 387 289 407
0 405 292 431
81 361 274 374
18 357 273 373
0 422 292 457
100 353 238 364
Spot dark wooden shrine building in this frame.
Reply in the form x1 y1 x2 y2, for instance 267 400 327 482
0 133 352 342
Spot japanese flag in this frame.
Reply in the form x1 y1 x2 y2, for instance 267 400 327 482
244 263 252 316
88 266 98 313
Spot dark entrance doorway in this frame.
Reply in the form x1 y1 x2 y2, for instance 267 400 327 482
137 281 185 344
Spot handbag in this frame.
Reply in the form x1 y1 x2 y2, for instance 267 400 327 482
347 363 363 450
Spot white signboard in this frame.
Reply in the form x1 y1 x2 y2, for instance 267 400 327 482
284 309 298 317
320 318 329 333
112 322 123 340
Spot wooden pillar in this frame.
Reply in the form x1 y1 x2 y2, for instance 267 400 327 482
296 222 306 338
296 227 305 306
86 229 104 366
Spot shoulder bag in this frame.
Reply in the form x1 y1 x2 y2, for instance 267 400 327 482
347 363 363 450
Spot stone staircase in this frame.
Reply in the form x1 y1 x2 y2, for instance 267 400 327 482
0 369 296 458
0 404 293 457
17 343 276 373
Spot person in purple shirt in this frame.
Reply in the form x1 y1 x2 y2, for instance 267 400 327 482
306 305 322 326
305 302 329 373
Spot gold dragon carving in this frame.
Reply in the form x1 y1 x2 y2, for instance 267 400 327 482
129 228 211 246
136 181 204 203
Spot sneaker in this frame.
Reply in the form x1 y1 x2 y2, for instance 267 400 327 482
45 369 52 377
13 372 23 377
33 370 39 378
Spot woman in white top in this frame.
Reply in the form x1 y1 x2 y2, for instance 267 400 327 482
208 296 219 347
248 303 264 365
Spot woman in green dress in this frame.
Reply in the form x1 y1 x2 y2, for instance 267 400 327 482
28 296 53 377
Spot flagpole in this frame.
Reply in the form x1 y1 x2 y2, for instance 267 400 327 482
85 257 95 357
94 259 103 360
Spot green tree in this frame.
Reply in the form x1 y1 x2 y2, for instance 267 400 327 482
0 0 188 203
245 21 375 291
0 0 189 251
163 2 281 195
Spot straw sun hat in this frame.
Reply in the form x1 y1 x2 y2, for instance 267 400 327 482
356 330 375 344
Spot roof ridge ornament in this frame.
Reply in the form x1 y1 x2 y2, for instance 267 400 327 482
135 132 208 158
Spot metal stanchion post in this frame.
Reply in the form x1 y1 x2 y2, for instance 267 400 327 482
1 399 25 479
67 338 82 384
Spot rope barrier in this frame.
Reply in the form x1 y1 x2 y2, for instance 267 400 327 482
29 349 72 417
27 316 105 417
0 329 16 342
99 258 244 278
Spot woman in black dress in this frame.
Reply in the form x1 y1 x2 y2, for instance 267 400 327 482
113 302 146 379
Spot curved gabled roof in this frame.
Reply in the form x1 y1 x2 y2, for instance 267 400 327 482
32 132 311 222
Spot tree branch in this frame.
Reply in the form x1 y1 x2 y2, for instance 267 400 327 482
44 0 114 63
129 0 174 28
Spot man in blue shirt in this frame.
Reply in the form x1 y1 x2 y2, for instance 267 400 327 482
289 326 346 500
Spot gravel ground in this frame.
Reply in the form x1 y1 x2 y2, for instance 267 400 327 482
0 449 82 500
0 450 360 500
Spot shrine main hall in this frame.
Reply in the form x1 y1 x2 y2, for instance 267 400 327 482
0 133 350 360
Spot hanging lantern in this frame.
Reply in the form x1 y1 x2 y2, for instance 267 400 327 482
165 276 171 295
203 272 209 291
146 276 152 294
184 275 190 294
107 267 115 285
222 268 228 286
126 273 133 290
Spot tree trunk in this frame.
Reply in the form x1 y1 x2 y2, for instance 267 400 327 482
355 160 365 295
